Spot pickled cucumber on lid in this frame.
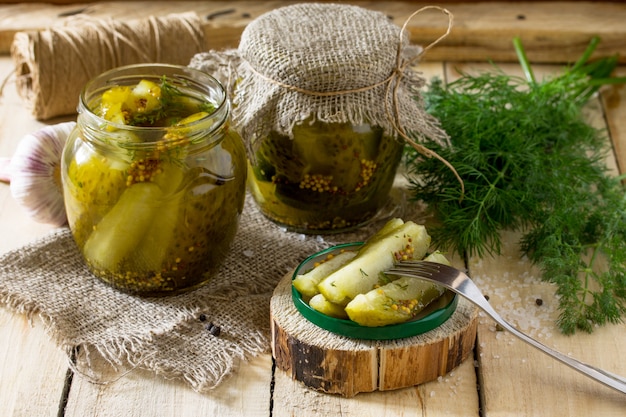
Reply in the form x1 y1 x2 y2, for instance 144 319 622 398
293 219 406 299
309 294 349 320
317 221 431 306
344 252 450 327
293 250 358 299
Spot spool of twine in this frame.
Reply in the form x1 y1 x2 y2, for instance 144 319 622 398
10 12 205 120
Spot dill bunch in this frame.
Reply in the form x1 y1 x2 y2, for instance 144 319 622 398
405 37 626 334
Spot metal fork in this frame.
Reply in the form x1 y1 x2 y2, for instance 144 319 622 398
387 261 626 395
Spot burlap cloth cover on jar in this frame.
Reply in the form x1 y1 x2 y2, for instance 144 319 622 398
190 2 449 154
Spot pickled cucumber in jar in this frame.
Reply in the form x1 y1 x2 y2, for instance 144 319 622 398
248 119 404 233
62 66 247 296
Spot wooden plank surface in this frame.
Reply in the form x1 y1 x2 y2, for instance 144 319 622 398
1 1 626 63
64 352 274 417
2 53 625 415
603 67 626 174
0 60 69 417
1 2 626 415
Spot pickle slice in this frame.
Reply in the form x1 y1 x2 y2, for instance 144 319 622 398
293 218 404 298
130 192 183 273
83 182 163 273
256 132 305 183
291 121 382 191
317 221 431 306
127 158 190 272
293 250 358 298
344 252 450 327
361 217 405 244
309 293 349 320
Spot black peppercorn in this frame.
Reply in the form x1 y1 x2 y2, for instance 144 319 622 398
206 322 221 337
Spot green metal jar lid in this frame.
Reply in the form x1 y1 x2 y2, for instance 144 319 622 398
292 242 458 340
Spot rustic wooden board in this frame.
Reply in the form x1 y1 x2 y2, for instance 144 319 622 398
0 311 70 417
1 35 626 416
272 357 480 417
271 271 478 397
64 352 273 417
0 68 71 417
602 67 626 174
1 1 625 63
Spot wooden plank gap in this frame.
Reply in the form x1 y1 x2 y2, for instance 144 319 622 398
269 357 276 417
56 347 77 417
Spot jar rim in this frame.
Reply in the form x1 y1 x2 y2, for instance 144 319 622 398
77 63 228 138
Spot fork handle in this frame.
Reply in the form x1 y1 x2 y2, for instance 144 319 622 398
477 300 626 395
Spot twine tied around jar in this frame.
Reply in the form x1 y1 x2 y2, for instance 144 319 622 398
242 6 464 196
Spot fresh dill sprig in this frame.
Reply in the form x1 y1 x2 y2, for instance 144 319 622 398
405 37 626 334
519 178 626 333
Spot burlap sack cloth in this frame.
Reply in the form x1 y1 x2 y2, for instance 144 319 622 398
0 191 417 391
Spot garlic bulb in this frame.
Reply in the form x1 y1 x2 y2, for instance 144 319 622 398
8 122 76 226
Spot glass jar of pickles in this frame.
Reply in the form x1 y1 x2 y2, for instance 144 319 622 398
217 4 447 234
247 119 404 232
61 64 247 296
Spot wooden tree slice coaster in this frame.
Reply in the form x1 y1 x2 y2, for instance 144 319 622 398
270 272 479 397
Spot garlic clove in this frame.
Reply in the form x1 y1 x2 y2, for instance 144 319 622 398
9 122 76 226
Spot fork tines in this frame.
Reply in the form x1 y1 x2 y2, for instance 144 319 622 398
387 260 443 276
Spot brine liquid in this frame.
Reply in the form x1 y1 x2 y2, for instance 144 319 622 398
63 128 247 296
247 121 404 233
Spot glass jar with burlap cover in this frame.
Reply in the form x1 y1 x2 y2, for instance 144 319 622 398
192 3 453 233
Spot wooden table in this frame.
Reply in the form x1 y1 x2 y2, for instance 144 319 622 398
1 2 625 416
